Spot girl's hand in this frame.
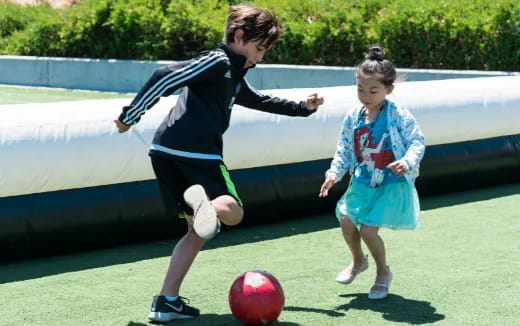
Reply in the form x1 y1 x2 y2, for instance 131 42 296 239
114 119 131 133
319 174 336 198
387 160 408 176
305 93 324 111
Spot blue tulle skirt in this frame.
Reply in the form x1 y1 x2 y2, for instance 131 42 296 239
335 179 420 230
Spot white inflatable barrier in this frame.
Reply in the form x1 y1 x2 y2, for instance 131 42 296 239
1 76 519 199
1 75 519 262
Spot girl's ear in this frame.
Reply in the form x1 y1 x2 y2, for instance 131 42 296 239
234 29 244 44
386 85 394 95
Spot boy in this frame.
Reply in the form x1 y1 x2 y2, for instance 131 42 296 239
114 4 324 322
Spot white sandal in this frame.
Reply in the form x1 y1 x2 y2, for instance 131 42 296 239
368 267 393 299
336 255 369 284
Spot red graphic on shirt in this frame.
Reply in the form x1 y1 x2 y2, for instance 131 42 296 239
354 126 395 187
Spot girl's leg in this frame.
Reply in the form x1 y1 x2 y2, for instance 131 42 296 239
336 216 369 284
340 216 365 264
359 225 391 291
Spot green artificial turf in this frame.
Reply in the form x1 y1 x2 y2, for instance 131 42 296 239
1 183 519 326
0 85 132 104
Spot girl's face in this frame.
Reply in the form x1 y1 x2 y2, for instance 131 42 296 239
230 29 268 68
356 75 393 111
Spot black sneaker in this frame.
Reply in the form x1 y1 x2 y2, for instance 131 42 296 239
148 294 200 322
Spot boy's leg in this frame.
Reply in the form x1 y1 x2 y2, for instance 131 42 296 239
184 187 244 239
149 157 203 321
148 221 204 322
158 194 243 296
212 194 243 226
159 223 205 297
184 184 220 240
183 161 244 239
150 195 242 322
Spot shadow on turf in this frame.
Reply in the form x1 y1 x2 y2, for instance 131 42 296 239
420 182 520 210
284 306 345 317
127 313 301 325
2 183 517 284
0 214 337 284
337 293 445 324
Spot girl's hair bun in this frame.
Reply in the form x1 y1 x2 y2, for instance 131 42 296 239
366 46 384 61
357 45 396 86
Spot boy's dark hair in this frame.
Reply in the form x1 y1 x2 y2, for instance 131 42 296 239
357 45 396 86
225 5 282 49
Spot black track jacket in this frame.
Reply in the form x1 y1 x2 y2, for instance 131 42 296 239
118 43 314 161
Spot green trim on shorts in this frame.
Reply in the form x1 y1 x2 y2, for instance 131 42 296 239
178 212 186 219
219 164 243 206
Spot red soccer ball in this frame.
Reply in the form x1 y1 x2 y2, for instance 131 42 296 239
229 270 285 325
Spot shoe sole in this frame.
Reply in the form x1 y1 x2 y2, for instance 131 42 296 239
184 185 219 240
148 311 195 322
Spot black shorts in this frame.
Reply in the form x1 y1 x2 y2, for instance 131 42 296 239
150 154 242 218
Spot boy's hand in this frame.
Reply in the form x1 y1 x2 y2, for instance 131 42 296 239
305 93 324 111
319 174 336 198
387 160 408 176
114 119 131 133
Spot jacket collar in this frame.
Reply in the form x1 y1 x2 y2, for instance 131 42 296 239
218 43 250 70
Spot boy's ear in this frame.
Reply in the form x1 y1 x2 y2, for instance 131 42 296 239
386 85 394 95
233 29 244 44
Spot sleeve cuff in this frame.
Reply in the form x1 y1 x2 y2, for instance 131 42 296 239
326 170 338 181
118 110 135 126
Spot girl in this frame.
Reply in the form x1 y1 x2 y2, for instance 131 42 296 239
319 45 425 299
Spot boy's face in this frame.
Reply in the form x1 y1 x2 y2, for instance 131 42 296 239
356 75 393 111
230 30 268 68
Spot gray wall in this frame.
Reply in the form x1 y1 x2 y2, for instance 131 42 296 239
0 55 517 92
